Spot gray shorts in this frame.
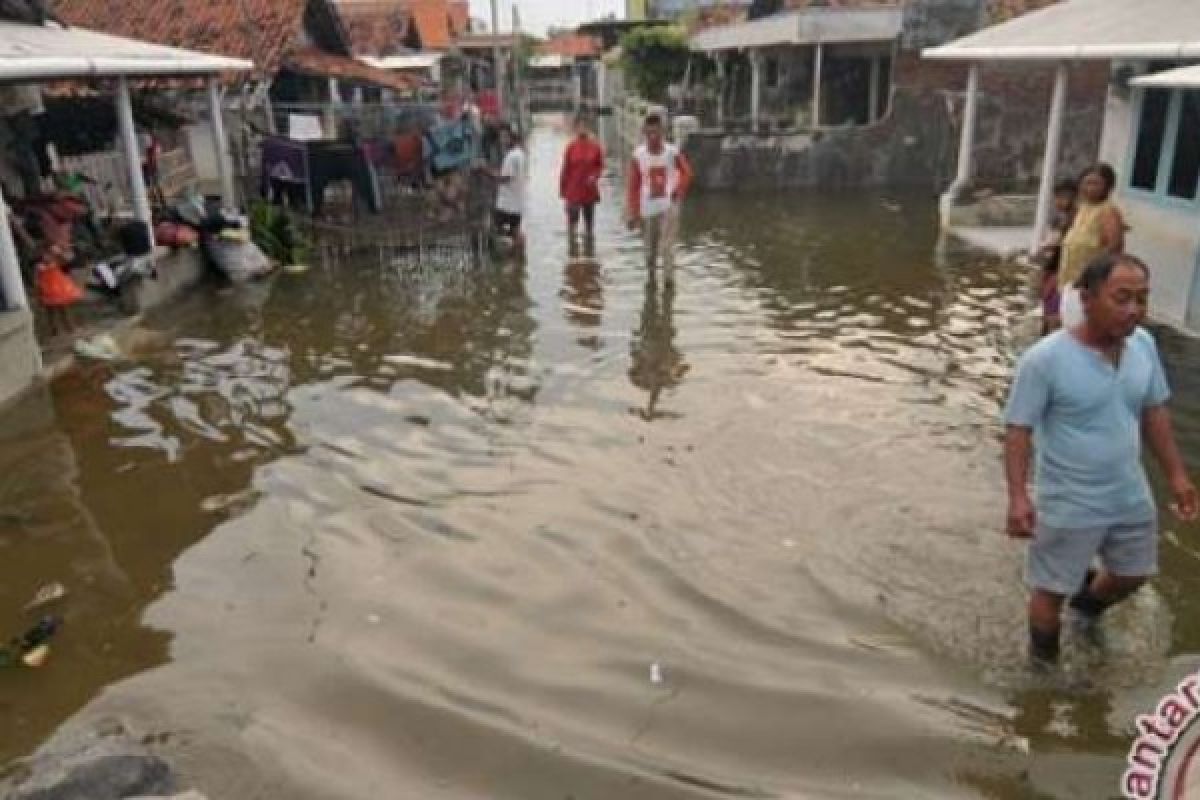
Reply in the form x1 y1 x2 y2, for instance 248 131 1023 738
1027 518 1158 595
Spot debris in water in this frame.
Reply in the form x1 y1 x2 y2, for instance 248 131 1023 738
650 663 664 684
881 200 902 213
24 582 67 612
73 333 122 361
1 615 62 668
22 644 50 668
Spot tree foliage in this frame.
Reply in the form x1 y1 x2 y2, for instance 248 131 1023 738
619 25 691 103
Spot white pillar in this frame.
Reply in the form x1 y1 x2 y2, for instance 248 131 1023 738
811 42 824 128
116 76 154 247
955 63 980 189
1032 63 1069 254
325 78 339 138
490 0 506 118
0 193 29 311
207 77 235 209
750 50 762 131
868 54 882 122
715 55 726 127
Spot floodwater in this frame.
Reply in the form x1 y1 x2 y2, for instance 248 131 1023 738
3 119 1200 799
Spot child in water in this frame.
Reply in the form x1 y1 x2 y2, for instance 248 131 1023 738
36 243 82 336
1036 179 1077 335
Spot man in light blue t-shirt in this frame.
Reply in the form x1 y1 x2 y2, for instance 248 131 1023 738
1005 254 1197 666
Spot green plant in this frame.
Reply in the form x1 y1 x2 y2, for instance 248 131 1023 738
249 201 310 265
619 25 692 102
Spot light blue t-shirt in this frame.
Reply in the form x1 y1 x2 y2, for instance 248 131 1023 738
1004 328 1171 528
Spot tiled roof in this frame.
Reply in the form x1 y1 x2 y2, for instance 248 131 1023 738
538 33 603 59
52 0 312 80
337 0 416 55
457 33 519 50
407 0 454 50
448 0 469 36
285 46 417 91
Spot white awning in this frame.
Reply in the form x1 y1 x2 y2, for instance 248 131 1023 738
0 20 251 80
690 8 904 53
924 0 1200 62
361 53 443 71
1133 64 1200 88
529 54 571 69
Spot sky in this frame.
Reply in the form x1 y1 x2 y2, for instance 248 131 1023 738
468 0 626 37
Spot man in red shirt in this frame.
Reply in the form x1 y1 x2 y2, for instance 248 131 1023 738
559 114 605 256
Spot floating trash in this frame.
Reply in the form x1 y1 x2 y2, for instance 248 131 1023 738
24 582 67 612
74 333 121 361
22 644 50 668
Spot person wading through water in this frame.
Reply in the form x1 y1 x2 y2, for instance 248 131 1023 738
625 111 692 283
560 113 605 258
1058 163 1126 330
1004 254 1198 667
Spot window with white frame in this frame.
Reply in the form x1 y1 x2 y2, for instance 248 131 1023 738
1130 87 1200 203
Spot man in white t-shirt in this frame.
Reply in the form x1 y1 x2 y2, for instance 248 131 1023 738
489 125 526 257
625 112 693 280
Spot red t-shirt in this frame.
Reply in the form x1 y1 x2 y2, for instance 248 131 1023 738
560 136 605 206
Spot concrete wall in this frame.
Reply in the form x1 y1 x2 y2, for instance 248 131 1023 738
681 0 1107 192
683 60 1106 191
0 309 40 410
1098 74 1200 331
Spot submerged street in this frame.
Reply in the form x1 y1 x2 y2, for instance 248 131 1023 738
4 120 1200 798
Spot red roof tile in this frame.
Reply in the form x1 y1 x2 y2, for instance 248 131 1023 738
402 0 453 50
52 0 355 82
337 0 417 55
538 34 602 60
285 46 417 91
447 0 470 36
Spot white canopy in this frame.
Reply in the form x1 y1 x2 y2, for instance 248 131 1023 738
1133 64 1200 88
361 53 443 71
529 54 571 70
0 20 252 81
690 8 904 53
924 0 1200 61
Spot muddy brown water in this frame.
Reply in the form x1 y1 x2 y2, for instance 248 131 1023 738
3 120 1200 799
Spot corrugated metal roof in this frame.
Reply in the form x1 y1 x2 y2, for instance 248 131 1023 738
1133 64 1200 88
690 7 904 52
0 20 252 80
924 0 1200 61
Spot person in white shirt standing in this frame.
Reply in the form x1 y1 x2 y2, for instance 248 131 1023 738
625 112 693 282
489 124 527 258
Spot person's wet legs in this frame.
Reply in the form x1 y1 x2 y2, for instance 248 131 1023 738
567 206 580 257
659 207 679 285
643 215 663 271
583 203 596 252
1029 589 1065 666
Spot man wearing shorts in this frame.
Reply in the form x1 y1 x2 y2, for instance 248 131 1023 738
1005 254 1197 666
490 125 526 257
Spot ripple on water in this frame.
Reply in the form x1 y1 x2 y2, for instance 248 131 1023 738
0 123 1189 800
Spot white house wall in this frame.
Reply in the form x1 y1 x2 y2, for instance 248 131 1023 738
1098 75 1200 330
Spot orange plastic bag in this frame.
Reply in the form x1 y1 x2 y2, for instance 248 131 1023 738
37 262 83 307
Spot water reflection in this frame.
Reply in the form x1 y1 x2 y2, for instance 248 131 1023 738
629 278 688 421
3 122 1200 800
